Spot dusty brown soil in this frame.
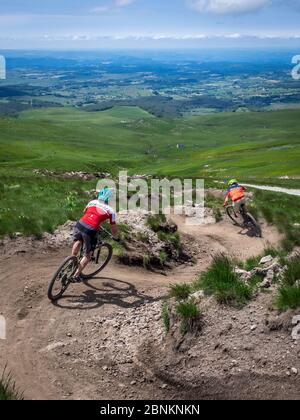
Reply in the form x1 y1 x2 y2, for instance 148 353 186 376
0 216 299 400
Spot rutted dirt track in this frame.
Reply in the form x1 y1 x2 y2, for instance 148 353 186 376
0 218 299 400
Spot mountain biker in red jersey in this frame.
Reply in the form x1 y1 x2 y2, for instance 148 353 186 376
71 187 119 282
224 179 247 212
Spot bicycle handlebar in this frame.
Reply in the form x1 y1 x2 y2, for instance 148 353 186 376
100 226 120 242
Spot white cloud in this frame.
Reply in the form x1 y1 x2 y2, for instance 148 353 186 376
226 33 242 38
187 0 271 14
91 0 135 13
115 0 136 6
91 6 110 13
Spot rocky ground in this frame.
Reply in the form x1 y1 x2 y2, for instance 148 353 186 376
0 210 299 400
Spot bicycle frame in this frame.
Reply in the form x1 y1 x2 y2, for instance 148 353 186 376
99 226 114 240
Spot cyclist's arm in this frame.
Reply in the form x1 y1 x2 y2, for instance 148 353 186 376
224 192 230 206
109 211 119 240
111 224 119 240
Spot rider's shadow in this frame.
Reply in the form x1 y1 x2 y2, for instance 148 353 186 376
238 226 261 238
53 276 161 310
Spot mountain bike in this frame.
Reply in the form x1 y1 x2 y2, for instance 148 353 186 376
226 203 262 238
48 227 114 302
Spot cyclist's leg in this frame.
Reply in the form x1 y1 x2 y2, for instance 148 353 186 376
72 225 83 256
239 202 248 224
74 231 96 277
74 252 93 277
72 240 82 256
233 199 247 223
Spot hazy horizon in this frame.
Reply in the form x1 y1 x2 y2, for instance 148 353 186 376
0 1 300 49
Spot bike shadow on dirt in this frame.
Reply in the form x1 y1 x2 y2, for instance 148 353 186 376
237 226 262 238
52 276 163 311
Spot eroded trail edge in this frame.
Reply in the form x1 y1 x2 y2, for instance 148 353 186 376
0 216 299 400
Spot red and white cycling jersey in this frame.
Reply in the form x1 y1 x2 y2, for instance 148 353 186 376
80 200 116 230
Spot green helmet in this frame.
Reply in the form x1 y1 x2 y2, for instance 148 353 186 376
228 179 238 187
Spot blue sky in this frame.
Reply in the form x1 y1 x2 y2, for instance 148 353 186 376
0 0 300 48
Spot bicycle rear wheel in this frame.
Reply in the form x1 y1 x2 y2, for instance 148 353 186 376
245 212 262 238
81 243 113 280
48 256 78 301
226 206 244 227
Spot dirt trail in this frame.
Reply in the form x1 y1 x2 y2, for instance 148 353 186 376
243 183 300 197
0 217 294 400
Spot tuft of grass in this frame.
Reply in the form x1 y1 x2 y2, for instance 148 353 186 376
244 255 262 272
276 287 300 310
213 208 223 223
204 193 223 222
169 283 192 301
260 205 274 224
254 190 300 250
176 300 201 334
281 256 300 287
0 367 23 401
194 254 252 308
281 238 295 253
244 246 284 271
147 214 181 254
147 214 167 232
275 255 300 310
159 250 168 267
143 253 151 269
136 231 150 243
0 182 4 196
162 302 170 333
157 231 181 250
176 300 200 319
249 274 264 287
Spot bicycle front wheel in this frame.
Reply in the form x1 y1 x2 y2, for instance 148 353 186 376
48 256 78 301
81 243 113 280
226 206 244 227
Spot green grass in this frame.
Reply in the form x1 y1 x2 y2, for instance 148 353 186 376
176 301 200 319
1 107 300 178
0 106 300 236
242 247 284 271
0 174 93 238
276 287 300 310
147 214 167 232
194 254 253 308
176 300 201 334
205 192 223 222
280 256 300 286
169 283 192 301
0 367 23 400
159 250 168 267
275 255 300 310
252 190 300 251
147 213 181 252
143 253 151 269
157 231 181 250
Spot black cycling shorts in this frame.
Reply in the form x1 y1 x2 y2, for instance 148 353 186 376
73 222 98 255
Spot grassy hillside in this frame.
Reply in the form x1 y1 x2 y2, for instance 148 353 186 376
0 106 300 237
0 106 300 178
